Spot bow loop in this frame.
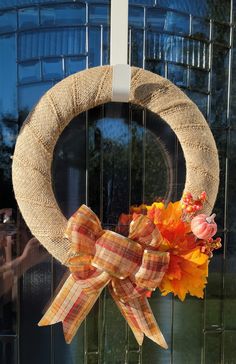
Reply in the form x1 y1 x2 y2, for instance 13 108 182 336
135 250 170 291
129 214 165 249
111 277 147 302
65 205 103 258
92 230 142 279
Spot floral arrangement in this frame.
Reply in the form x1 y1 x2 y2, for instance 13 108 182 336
38 192 221 348
117 192 221 301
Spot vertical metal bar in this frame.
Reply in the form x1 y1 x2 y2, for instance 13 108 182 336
203 17 214 364
125 322 129 364
62 56 65 77
170 296 175 364
85 2 89 71
189 13 192 35
197 41 201 68
170 36 173 62
98 288 105 364
164 61 168 78
98 104 105 364
143 6 146 69
175 37 178 63
16 10 19 119
128 27 132 65
186 37 190 66
16 211 21 364
84 109 89 362
191 38 195 67
100 25 103 66
99 48 105 364
39 57 43 81
222 2 234 363
84 110 89 364
142 109 146 204
153 32 156 59
142 4 147 207
139 344 143 364
85 3 89 205
128 106 132 212
159 33 162 60
50 258 54 364
203 43 206 69
206 19 213 121
226 0 234 127
222 158 228 364
100 109 104 223
125 104 132 364
181 37 184 64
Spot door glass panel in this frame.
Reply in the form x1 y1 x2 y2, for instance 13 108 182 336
52 103 177 220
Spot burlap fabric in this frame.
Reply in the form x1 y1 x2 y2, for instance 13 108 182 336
12 66 219 263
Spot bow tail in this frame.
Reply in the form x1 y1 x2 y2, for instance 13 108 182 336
109 284 144 345
61 289 101 343
110 285 168 349
38 275 102 343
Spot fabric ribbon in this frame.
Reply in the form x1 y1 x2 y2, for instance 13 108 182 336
38 205 170 348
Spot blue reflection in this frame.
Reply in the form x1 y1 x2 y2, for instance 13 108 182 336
0 121 17 148
41 4 86 26
42 58 63 80
95 117 138 143
0 11 17 33
89 4 109 24
0 119 17 207
0 35 17 119
18 7 39 29
18 82 52 111
18 28 86 61
18 60 41 84
0 0 232 23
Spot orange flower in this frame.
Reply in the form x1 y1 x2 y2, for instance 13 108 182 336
145 201 209 301
118 196 214 301
147 201 192 252
159 252 208 301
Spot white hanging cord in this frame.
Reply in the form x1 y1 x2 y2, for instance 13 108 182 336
110 0 131 102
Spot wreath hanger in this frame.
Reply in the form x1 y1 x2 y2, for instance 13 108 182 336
110 0 131 102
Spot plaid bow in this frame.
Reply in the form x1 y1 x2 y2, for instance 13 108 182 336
38 205 170 348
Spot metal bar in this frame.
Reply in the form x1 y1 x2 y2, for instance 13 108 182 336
100 25 103 66
142 109 146 204
143 6 146 69
206 19 213 121
221 4 234 364
50 258 54 364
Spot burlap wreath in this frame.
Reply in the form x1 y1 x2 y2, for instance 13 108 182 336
12 66 219 263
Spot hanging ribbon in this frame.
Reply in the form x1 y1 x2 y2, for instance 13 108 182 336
110 0 131 102
38 205 169 348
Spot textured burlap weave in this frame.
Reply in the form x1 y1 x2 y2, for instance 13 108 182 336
12 66 219 263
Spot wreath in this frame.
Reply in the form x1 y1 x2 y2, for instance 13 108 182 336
12 66 220 348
